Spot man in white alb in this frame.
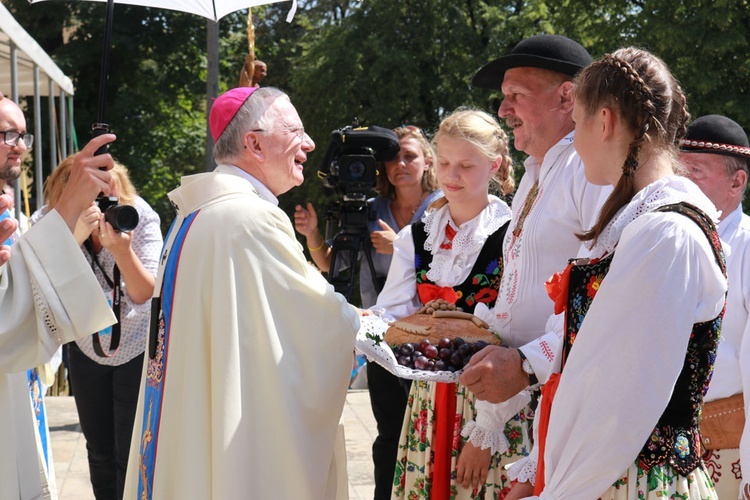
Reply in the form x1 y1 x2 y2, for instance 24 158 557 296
0 100 118 500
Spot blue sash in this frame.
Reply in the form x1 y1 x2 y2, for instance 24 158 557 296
137 211 198 499
0 209 16 245
27 368 50 468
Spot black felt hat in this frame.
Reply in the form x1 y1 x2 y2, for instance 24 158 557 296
472 34 593 89
680 115 750 160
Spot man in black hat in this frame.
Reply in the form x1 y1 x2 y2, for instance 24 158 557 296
679 114 750 500
461 34 608 398
458 34 610 492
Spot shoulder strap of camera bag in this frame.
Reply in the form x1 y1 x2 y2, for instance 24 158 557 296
85 237 122 358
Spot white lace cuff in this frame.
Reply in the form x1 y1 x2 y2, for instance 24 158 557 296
461 419 509 456
461 391 533 456
507 454 537 485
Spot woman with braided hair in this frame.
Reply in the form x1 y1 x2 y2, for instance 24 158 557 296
507 47 727 499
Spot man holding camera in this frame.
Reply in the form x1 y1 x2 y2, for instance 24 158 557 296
123 86 360 500
0 90 119 500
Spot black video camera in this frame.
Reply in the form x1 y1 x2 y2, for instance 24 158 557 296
97 196 139 232
318 125 399 300
318 125 400 200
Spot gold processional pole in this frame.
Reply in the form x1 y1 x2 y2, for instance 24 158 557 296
238 9 256 87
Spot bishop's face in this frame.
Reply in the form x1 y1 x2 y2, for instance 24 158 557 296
253 97 315 196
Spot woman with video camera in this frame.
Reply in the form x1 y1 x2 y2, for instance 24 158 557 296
294 125 441 499
31 155 163 500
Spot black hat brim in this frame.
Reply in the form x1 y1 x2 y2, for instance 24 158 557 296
680 114 750 161
472 54 588 90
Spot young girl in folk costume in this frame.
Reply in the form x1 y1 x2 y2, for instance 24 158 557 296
372 109 529 499
508 47 727 499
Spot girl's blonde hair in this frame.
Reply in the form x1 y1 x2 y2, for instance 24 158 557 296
433 108 515 196
44 153 138 208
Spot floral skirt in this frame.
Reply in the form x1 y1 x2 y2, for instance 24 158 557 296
702 447 742 499
598 462 717 500
392 380 533 500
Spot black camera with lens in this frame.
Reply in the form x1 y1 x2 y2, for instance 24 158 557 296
319 125 400 200
318 124 400 300
96 195 139 232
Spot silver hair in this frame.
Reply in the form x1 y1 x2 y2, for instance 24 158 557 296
724 155 749 195
724 155 749 176
213 87 288 163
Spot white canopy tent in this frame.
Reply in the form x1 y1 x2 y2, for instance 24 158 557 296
0 2 75 218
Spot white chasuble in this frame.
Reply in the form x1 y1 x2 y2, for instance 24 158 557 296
124 167 359 499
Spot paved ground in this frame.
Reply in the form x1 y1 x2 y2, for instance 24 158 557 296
47 389 377 499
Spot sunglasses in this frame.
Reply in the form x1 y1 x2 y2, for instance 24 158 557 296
395 124 429 140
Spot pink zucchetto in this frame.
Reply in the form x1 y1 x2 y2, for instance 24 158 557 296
209 86 259 141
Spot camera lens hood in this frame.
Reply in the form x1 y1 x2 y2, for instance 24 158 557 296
105 205 139 232
340 126 400 162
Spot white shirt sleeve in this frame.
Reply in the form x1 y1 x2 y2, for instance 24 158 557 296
462 391 532 454
519 313 564 385
715 212 750 496
739 286 750 497
740 310 750 500
371 225 420 321
0 210 116 372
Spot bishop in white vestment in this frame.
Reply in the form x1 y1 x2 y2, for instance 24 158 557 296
124 87 359 500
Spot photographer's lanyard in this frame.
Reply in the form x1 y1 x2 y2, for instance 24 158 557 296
85 237 122 357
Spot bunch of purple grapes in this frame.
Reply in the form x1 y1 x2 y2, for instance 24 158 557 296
393 337 490 372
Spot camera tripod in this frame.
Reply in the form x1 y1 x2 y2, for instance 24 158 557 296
325 202 385 303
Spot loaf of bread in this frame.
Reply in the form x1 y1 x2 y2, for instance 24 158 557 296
384 299 501 347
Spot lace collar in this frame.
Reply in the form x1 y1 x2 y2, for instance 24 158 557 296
591 176 719 256
421 196 512 284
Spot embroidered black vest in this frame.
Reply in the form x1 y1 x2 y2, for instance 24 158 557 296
411 220 508 314
561 202 726 476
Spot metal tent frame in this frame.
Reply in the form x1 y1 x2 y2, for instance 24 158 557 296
0 2 75 218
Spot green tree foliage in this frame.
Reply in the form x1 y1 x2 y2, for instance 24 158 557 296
631 1 750 123
268 0 537 217
5 1 249 229
5 0 750 225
